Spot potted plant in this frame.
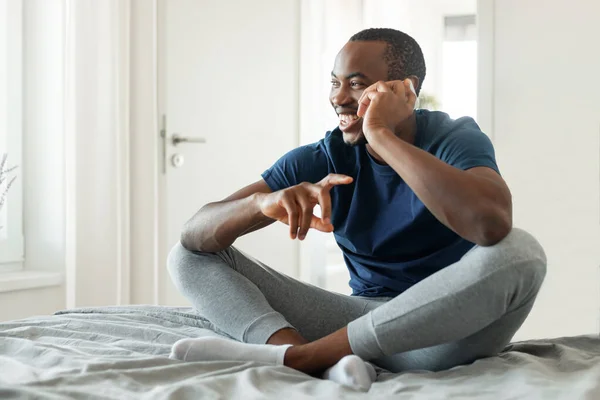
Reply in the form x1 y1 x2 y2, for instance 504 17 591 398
416 92 440 110
0 154 16 226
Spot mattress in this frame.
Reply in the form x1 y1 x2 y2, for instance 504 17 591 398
1 305 599 399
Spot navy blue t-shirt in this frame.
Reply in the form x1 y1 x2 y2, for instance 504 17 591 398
261 110 499 298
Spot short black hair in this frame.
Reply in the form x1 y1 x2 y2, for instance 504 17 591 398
349 28 426 95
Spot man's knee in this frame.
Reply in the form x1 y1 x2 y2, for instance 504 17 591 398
167 242 210 280
167 242 233 277
167 242 195 284
482 227 547 288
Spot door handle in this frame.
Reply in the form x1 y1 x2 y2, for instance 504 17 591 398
159 115 208 174
172 134 206 146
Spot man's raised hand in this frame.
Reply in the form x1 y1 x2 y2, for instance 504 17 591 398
356 79 417 140
258 174 353 240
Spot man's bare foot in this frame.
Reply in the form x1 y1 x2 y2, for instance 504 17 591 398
267 327 309 346
283 326 353 374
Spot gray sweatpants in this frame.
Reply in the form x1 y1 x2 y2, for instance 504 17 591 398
167 228 546 373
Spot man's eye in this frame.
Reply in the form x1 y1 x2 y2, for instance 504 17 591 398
331 80 340 88
350 81 364 88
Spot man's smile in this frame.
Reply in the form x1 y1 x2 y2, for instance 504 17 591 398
337 111 362 133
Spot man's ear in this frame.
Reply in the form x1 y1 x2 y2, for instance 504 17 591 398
407 76 420 95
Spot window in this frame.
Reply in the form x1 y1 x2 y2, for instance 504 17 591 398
442 14 478 119
0 0 24 272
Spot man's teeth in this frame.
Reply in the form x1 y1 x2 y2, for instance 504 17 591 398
339 114 360 123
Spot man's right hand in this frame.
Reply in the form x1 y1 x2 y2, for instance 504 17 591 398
257 174 353 240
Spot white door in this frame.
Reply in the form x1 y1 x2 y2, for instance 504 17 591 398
492 0 600 339
158 0 300 306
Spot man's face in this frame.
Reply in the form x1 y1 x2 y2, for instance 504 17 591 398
330 41 389 146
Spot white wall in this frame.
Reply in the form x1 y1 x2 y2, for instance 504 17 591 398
0 286 63 321
491 0 600 339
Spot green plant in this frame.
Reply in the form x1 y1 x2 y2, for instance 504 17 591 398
0 153 16 213
416 92 440 110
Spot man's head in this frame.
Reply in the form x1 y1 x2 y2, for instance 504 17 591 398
330 28 426 146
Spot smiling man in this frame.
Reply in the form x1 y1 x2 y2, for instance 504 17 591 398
167 28 546 390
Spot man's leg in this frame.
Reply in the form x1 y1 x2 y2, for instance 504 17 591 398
372 296 538 372
284 228 547 373
166 242 373 344
167 243 381 389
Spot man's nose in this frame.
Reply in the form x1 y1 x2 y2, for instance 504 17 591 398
331 86 353 107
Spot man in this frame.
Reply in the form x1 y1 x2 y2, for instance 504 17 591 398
167 28 546 391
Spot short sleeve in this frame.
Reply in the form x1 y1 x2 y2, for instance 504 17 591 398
435 122 500 174
261 141 330 192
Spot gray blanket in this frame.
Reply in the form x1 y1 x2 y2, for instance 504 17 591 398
0 305 599 399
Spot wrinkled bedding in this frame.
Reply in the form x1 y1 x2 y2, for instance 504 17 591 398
1 305 599 399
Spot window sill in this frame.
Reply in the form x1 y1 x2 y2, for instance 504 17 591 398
0 270 63 293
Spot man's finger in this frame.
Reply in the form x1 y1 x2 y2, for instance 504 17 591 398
319 173 353 188
358 80 394 107
357 90 381 118
388 80 406 96
297 196 313 240
317 188 332 225
359 82 379 97
310 216 334 233
295 206 304 240
357 86 376 117
357 83 378 110
357 99 369 118
280 197 298 239
375 80 392 92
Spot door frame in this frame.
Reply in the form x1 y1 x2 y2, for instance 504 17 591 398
129 0 164 304
477 0 496 139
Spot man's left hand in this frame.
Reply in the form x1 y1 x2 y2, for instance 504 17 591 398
357 79 417 141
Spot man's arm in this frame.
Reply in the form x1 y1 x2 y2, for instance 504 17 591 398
369 131 512 246
181 174 353 253
358 80 511 246
181 180 275 253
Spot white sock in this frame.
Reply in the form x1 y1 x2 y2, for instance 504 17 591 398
322 355 377 392
169 336 291 365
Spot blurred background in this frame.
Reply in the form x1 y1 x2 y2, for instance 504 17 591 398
0 0 599 342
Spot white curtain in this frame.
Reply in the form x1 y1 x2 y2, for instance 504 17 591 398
64 0 131 307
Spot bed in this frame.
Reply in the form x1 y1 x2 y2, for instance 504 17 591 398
1 305 599 399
